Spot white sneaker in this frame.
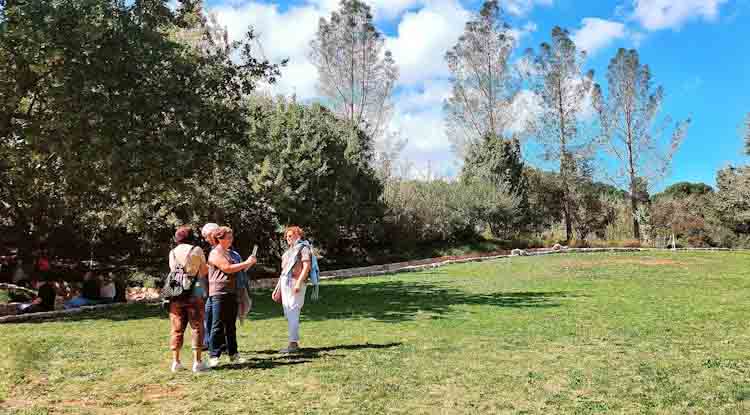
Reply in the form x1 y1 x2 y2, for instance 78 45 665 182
171 361 184 372
229 354 246 364
192 361 208 372
207 357 220 368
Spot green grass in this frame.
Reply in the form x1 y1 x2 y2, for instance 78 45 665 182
3 251 750 414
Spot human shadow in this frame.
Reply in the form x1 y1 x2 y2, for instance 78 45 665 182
254 341 403 357
248 280 576 323
213 342 402 371
210 357 313 371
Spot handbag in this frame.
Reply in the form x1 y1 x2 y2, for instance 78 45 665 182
161 246 198 300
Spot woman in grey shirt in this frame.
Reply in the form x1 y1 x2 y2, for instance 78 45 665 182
207 226 256 367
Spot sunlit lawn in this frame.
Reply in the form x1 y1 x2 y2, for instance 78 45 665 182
2 251 750 414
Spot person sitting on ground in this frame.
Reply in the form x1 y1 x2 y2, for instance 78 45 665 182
17 275 57 314
35 247 51 281
64 271 101 309
12 257 29 286
99 273 116 304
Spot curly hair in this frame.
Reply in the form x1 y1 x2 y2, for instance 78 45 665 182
212 226 233 241
284 225 305 239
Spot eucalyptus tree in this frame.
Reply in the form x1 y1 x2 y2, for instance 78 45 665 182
443 0 521 156
592 48 690 239
309 0 398 141
525 27 597 241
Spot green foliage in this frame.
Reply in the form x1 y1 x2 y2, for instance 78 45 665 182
655 182 714 200
0 0 282 255
244 97 384 255
461 134 528 236
714 166 750 235
381 178 518 246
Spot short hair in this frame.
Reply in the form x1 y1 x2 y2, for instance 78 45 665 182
201 223 219 238
284 225 304 239
212 226 233 241
202 223 219 245
174 225 194 244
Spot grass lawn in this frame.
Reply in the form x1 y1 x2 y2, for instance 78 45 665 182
2 251 750 414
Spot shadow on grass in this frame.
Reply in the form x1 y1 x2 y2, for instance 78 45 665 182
14 302 164 324
11 280 575 324
248 280 574 323
213 342 402 371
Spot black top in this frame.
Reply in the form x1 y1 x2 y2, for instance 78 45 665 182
82 279 100 300
37 282 56 311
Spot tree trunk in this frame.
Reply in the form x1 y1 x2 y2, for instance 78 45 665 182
630 191 640 240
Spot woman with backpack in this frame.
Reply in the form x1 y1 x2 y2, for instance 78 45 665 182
167 226 209 373
274 225 313 354
207 226 256 367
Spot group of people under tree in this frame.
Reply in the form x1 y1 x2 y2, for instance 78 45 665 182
1 246 123 315
166 223 314 372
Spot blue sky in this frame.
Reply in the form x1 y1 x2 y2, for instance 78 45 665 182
203 0 750 190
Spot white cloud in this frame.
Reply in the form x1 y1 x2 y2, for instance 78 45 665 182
509 21 538 45
389 81 453 152
385 0 471 86
210 2 325 98
571 18 628 56
212 0 564 176
501 0 554 16
309 0 423 21
508 89 543 135
630 0 730 31
395 79 453 112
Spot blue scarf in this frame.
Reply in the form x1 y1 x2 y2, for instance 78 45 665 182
280 240 320 301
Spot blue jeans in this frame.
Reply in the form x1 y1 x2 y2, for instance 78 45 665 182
203 296 228 351
203 296 212 349
209 294 238 358
64 296 99 309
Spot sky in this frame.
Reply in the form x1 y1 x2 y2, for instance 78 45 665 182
199 0 750 190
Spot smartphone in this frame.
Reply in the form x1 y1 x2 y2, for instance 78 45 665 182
251 245 258 257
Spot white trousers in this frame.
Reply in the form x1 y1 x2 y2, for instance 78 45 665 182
281 277 306 342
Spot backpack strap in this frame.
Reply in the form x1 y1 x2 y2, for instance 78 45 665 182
182 245 200 277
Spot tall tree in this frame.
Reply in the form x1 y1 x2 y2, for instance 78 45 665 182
309 0 398 141
592 48 690 239
0 0 282 253
444 0 521 156
744 112 750 155
526 26 596 241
